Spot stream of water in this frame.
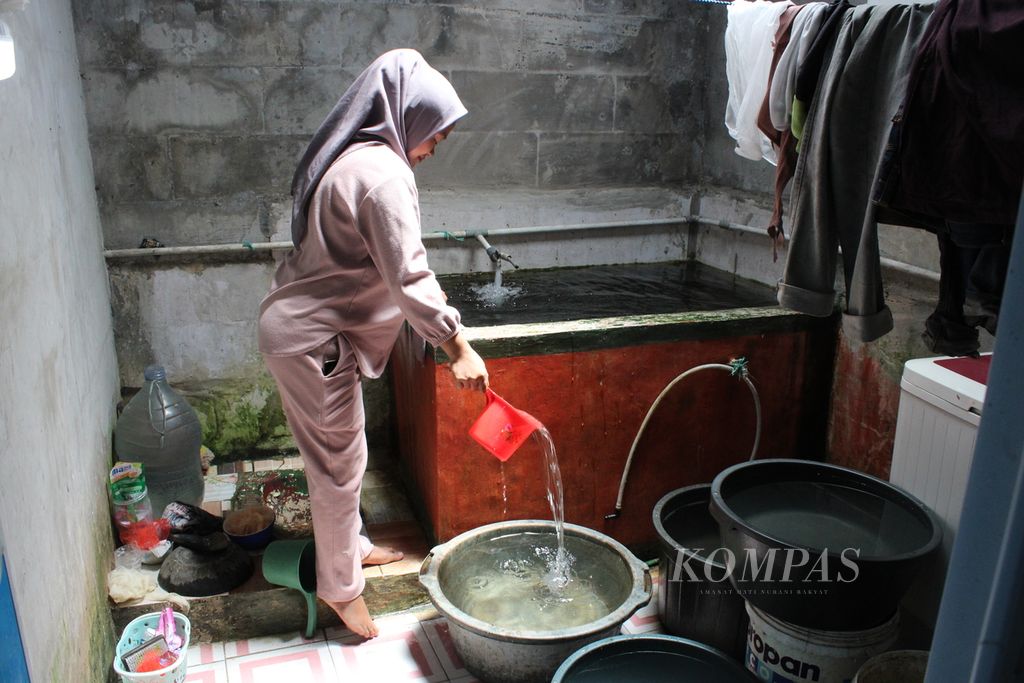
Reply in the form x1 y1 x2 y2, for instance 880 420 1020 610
448 418 592 630
533 426 571 590
449 325 591 626
500 462 508 518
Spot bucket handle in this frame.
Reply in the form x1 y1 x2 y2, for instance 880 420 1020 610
302 591 317 639
418 546 444 593
418 550 434 580
636 567 654 606
623 566 654 617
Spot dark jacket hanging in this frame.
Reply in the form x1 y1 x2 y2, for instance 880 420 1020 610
875 0 1024 227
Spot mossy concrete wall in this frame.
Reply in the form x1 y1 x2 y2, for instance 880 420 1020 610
78 0 716 465
0 1 120 680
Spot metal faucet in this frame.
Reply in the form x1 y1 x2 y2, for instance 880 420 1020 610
475 234 519 270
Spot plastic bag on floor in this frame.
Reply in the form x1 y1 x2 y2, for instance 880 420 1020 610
162 501 223 535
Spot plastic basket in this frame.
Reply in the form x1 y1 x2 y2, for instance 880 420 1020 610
113 612 191 683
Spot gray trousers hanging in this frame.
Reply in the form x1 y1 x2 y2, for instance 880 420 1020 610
777 2 933 343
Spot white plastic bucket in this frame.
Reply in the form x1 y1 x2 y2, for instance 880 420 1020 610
744 602 899 683
112 611 191 683
853 649 928 682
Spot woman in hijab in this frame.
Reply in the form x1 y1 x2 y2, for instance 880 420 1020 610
258 49 489 638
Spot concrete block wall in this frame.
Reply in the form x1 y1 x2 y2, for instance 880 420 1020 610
74 0 962 480
0 1 121 680
74 0 720 462
73 0 708 250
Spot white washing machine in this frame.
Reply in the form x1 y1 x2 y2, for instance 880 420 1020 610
890 353 992 631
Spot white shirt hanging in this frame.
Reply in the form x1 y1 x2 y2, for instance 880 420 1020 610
724 0 793 165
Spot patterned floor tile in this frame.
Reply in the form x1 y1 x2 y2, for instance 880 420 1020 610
323 611 418 641
420 618 469 679
203 473 239 503
621 597 664 635
223 641 337 683
184 660 228 683
223 630 325 659
327 620 446 682
187 641 225 667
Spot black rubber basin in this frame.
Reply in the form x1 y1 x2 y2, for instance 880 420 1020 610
710 459 941 630
652 485 748 659
552 634 756 682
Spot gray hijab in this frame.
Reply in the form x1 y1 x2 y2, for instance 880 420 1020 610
289 49 467 246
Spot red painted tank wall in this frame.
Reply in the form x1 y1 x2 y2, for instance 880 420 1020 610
392 319 837 552
825 339 902 480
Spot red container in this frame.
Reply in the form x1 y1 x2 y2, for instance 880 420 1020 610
469 389 544 461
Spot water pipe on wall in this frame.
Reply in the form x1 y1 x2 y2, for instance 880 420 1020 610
604 357 762 520
430 217 692 241
101 216 940 289
101 216 710 261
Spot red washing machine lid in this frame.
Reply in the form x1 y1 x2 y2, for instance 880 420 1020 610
934 354 993 386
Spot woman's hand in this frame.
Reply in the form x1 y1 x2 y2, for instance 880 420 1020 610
440 333 488 392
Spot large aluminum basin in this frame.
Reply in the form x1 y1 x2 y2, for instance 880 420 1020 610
419 520 652 683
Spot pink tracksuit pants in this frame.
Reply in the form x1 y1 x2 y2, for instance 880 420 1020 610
263 335 375 603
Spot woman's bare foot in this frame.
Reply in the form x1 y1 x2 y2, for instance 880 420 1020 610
328 596 378 639
362 545 404 566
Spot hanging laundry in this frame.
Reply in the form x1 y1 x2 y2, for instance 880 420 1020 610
922 222 1011 356
754 3 805 258
777 2 934 343
789 0 851 141
723 1 829 259
768 2 828 134
870 0 1024 355
875 0 1024 228
724 0 793 165
754 2 829 260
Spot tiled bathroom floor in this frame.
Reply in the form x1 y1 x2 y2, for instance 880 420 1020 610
178 458 664 681
182 592 664 682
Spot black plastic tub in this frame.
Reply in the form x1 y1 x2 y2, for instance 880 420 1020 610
552 634 756 682
652 485 748 659
710 459 942 630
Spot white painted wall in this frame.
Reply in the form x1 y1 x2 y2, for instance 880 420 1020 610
0 0 120 680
